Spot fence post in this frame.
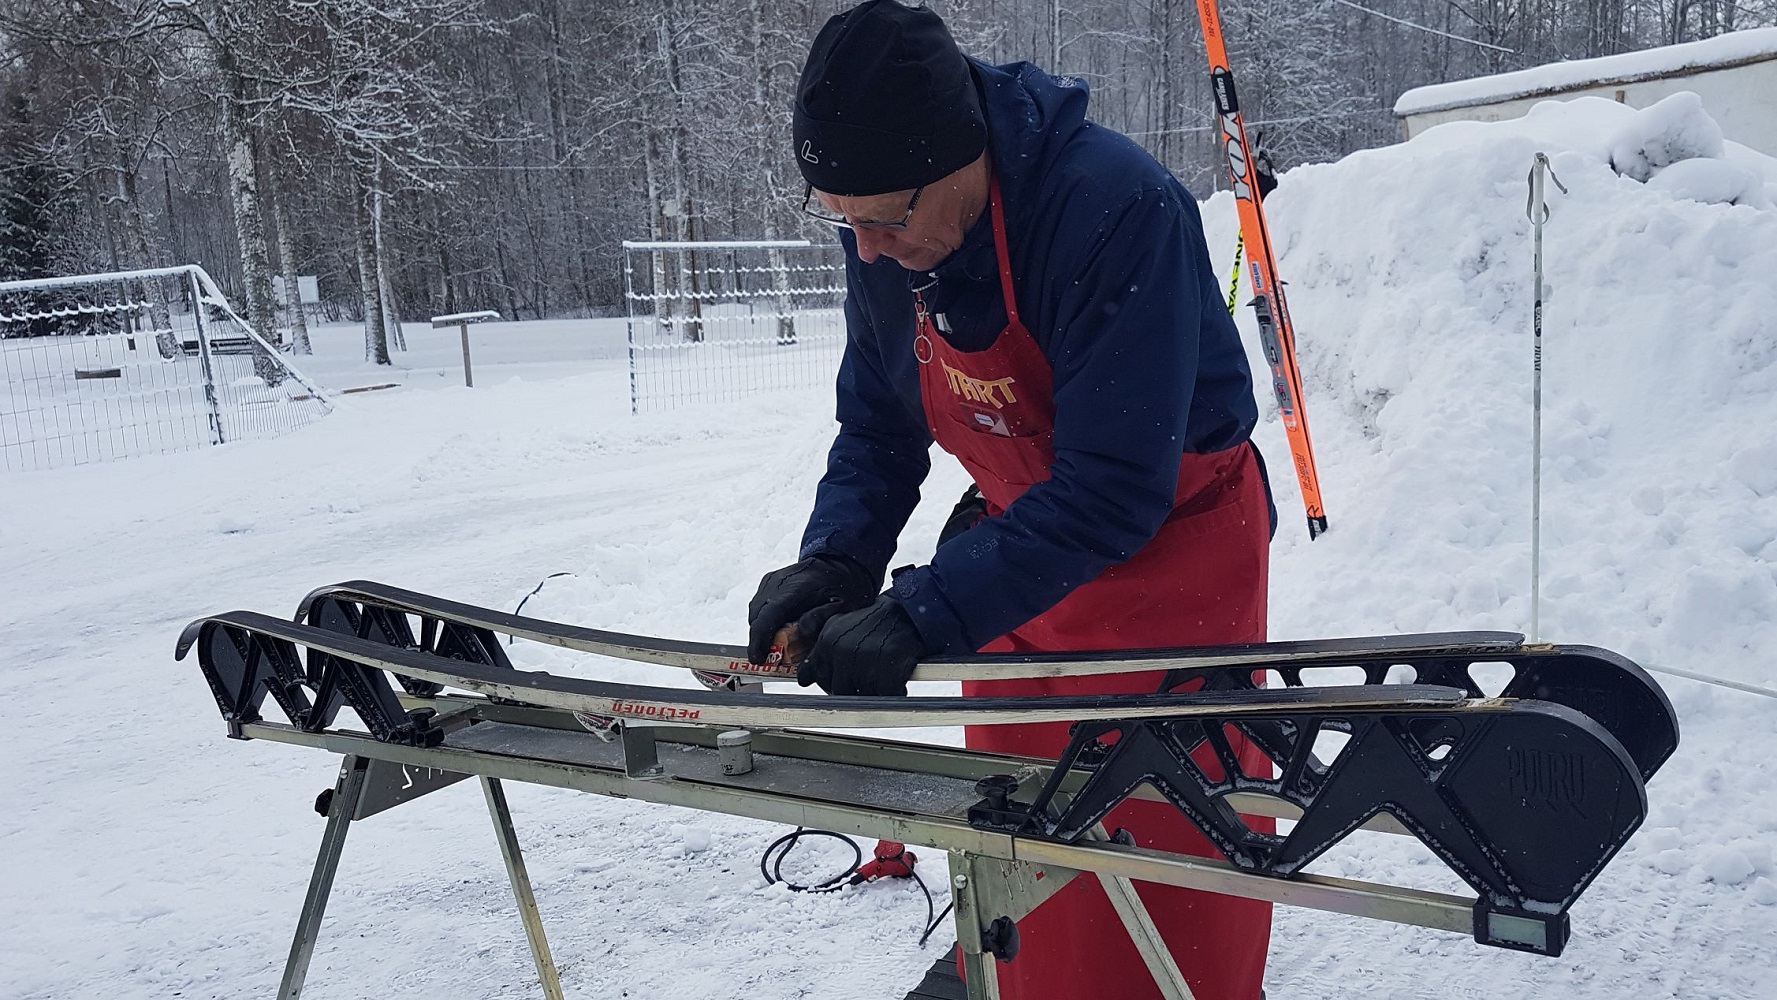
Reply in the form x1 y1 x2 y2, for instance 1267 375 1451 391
624 248 641 416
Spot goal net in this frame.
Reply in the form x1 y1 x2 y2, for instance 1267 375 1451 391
622 240 848 413
0 265 331 472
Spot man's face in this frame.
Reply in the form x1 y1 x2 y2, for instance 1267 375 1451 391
813 187 965 273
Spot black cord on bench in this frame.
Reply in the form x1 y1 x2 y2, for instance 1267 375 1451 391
509 572 576 644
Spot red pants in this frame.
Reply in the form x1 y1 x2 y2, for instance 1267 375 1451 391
960 446 1273 1000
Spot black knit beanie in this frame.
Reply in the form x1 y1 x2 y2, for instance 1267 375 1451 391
793 1 987 197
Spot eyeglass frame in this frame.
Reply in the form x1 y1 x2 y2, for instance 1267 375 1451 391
801 183 925 229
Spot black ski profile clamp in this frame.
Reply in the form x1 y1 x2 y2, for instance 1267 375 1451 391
1156 642 1678 782
306 592 500 698
967 698 1655 957
179 615 446 748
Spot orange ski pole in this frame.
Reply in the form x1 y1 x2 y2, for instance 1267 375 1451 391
1197 0 1329 538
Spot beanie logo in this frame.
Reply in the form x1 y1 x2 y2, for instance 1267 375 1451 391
800 140 819 164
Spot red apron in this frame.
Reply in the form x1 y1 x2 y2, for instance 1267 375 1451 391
917 175 1273 1000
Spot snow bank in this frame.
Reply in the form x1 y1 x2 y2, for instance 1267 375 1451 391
1606 91 1726 180
1647 156 1774 209
1209 93 1777 670
1601 91 1774 207
1197 91 1777 997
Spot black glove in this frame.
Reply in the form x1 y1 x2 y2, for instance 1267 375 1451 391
936 484 987 548
797 596 929 697
746 553 878 664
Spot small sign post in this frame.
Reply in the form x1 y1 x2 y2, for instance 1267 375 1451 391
430 310 500 387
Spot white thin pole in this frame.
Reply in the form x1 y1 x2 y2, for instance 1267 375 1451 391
1642 663 1777 701
1526 154 1566 644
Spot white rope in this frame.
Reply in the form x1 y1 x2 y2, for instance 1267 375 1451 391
1122 107 1392 139
1329 0 1517 54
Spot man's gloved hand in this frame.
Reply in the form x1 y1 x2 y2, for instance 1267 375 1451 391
746 553 878 664
936 484 987 548
797 595 929 696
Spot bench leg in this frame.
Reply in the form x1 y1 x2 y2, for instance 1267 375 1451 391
950 857 1003 1000
482 777 566 1000
1099 873 1198 1000
278 756 369 1000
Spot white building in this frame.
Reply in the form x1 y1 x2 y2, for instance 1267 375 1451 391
1395 28 1777 154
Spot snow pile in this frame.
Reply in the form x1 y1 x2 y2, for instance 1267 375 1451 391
1207 94 1777 678
1198 94 1777 993
1606 91 1726 180
1604 91 1776 209
3 93 1776 1000
1647 157 1775 209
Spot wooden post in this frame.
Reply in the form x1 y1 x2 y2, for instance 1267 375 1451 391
429 310 501 387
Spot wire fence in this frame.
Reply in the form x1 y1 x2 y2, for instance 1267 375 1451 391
623 240 849 413
0 265 332 473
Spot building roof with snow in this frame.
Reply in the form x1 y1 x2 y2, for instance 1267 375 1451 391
1395 28 1777 117
1392 28 1777 155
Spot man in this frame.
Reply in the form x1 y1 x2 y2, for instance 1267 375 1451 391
747 3 1274 998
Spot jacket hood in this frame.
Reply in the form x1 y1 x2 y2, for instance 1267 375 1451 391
971 59 1093 199
910 60 1094 343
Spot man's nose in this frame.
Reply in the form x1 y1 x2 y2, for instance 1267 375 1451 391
853 227 888 264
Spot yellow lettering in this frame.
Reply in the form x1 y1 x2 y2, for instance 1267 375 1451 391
944 364 965 396
940 363 1019 410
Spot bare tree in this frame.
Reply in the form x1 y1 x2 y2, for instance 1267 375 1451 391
6 0 1776 338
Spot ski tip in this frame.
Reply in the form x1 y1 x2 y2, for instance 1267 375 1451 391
294 580 383 622
174 617 210 660
1307 515 1329 540
175 611 261 659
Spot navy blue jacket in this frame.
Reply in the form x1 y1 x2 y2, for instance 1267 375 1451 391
800 60 1264 654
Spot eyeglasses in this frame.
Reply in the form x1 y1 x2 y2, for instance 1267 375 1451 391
802 184 924 229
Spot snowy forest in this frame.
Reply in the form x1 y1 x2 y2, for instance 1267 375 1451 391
2 0 1773 357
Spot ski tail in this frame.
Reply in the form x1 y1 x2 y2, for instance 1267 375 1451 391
1197 0 1330 539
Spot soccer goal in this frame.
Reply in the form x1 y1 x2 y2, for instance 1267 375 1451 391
0 265 331 473
622 240 848 413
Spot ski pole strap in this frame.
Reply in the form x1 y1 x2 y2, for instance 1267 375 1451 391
1226 234 1244 316
1525 153 1568 221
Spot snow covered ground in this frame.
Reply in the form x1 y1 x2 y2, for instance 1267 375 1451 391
293 315 632 391
3 94 1775 999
